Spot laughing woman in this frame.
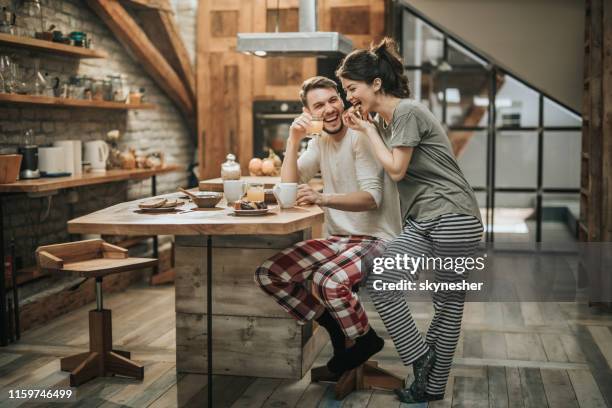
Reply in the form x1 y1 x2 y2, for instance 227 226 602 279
336 38 484 403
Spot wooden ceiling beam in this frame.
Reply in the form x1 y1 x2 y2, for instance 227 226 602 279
137 8 196 100
87 0 194 119
120 0 173 12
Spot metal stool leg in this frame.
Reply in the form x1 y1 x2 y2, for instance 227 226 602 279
95 277 103 311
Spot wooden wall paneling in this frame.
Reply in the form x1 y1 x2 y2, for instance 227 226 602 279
252 0 268 98
238 0 255 172
210 10 239 37
208 53 228 173
369 0 386 43
224 65 240 158
87 0 194 117
588 0 603 241
210 0 241 10
265 0 300 8
330 6 371 35
198 0 255 177
196 0 211 178
603 0 612 240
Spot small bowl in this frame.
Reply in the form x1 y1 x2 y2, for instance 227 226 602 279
191 191 223 208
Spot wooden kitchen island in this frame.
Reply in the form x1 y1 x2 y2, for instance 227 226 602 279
67 192 327 387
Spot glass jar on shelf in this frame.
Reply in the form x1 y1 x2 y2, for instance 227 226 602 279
21 0 44 34
221 153 241 180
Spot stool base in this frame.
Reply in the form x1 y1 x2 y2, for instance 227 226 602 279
60 309 143 387
311 361 404 400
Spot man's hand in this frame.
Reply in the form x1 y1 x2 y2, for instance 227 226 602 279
289 109 313 144
296 184 323 206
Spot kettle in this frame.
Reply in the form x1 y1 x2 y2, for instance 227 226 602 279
84 141 109 173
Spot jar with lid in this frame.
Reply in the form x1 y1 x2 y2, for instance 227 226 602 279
221 153 241 180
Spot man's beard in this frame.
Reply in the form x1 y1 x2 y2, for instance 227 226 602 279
324 120 344 135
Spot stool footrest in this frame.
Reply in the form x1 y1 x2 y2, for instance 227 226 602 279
311 360 404 401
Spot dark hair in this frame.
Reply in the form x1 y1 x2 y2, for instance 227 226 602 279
299 76 339 107
335 37 410 98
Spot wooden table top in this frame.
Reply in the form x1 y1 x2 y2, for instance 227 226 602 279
67 191 324 236
199 176 323 192
199 176 280 191
0 165 182 193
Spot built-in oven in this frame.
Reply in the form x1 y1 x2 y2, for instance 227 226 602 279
253 100 304 159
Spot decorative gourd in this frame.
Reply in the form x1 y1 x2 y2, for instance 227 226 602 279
248 158 263 176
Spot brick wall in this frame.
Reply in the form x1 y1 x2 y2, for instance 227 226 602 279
0 1 195 294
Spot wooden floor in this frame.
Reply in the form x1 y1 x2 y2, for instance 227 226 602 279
0 284 611 407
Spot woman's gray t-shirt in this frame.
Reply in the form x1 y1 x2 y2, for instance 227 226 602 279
375 99 481 223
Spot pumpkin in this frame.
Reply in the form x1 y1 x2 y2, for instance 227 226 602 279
261 159 276 175
248 158 263 176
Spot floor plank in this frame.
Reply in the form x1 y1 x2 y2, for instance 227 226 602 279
540 369 578 408
587 326 612 370
488 366 509 408
567 370 607 408
518 368 548 408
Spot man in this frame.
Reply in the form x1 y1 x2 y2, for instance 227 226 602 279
255 76 401 374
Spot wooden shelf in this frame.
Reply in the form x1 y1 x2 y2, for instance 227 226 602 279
0 33 107 58
0 165 181 193
0 93 156 110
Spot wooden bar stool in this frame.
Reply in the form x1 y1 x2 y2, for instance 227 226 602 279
309 283 404 400
35 239 157 387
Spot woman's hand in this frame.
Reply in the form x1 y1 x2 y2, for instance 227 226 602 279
342 106 376 133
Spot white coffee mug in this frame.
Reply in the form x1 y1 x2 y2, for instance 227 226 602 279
84 141 109 173
273 182 298 208
223 180 247 203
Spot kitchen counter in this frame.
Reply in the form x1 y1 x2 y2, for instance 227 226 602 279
68 192 327 380
0 166 181 193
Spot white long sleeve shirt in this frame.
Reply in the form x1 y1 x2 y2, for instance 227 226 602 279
297 129 401 241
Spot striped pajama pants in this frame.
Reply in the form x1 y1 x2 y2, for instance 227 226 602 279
367 213 483 395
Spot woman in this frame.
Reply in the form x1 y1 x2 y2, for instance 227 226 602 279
336 38 484 403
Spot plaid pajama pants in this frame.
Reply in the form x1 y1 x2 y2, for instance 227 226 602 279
255 235 385 340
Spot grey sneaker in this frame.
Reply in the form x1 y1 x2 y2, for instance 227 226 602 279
411 347 436 397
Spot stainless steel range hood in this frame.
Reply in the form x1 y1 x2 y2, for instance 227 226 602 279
237 0 353 58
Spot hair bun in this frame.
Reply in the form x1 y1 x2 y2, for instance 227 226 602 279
371 37 399 59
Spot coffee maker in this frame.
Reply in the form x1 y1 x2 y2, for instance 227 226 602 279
18 129 40 179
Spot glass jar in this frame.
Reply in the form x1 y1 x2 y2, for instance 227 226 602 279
92 77 104 100
221 153 241 180
21 0 44 34
109 74 127 102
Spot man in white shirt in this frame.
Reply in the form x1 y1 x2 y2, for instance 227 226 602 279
255 76 401 375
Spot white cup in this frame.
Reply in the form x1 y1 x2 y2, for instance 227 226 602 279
273 183 298 208
223 180 247 204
